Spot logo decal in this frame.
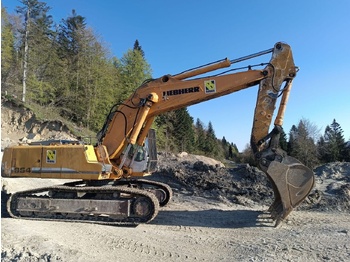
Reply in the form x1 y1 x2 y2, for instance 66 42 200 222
46 150 57 164
163 86 200 98
205 80 216 94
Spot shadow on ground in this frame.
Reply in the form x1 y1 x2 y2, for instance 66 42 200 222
152 209 275 228
1 191 10 218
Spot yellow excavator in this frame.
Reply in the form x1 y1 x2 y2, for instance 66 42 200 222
2 42 314 226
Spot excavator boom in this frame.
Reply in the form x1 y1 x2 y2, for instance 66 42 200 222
2 42 314 226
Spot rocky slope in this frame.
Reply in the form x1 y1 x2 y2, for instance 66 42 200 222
1 101 76 149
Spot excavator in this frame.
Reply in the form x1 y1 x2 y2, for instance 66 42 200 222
2 42 314 226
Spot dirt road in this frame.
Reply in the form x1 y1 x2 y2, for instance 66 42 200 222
2 189 349 262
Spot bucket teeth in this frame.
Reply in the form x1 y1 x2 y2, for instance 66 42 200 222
257 205 289 227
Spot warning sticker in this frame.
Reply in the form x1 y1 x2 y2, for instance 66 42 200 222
204 80 216 94
46 150 57 164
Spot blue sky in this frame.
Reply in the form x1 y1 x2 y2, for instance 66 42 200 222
2 0 350 151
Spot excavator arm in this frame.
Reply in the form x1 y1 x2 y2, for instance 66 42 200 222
99 42 314 224
101 69 265 159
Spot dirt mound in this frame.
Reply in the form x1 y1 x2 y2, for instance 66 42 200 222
152 152 273 207
151 152 350 213
308 162 350 211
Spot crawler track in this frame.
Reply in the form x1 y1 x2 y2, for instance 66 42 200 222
7 183 160 226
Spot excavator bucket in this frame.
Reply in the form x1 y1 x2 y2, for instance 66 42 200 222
264 155 314 226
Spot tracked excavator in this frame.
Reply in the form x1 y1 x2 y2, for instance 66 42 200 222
2 42 314 226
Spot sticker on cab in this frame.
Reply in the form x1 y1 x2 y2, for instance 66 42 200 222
205 80 216 94
46 150 57 163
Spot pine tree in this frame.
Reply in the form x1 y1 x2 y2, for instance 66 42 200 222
154 111 177 152
279 129 288 151
221 136 228 158
318 119 347 162
229 143 239 160
194 118 206 153
228 144 234 159
154 108 195 153
16 0 54 102
172 108 195 152
1 7 17 92
317 136 327 162
287 124 298 155
133 39 145 58
204 121 219 157
56 10 88 121
288 120 319 168
117 41 152 102
221 136 236 159
26 6 57 105
56 9 121 130
82 38 121 130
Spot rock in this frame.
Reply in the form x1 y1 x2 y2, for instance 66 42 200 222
177 152 188 158
27 133 41 140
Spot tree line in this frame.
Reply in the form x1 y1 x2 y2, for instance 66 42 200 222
240 118 350 168
154 109 239 160
2 1 349 168
156 112 350 168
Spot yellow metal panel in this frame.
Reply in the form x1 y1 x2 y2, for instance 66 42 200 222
40 145 103 179
5 145 42 178
84 145 98 162
2 144 109 180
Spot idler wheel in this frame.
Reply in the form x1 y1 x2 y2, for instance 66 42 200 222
132 197 153 218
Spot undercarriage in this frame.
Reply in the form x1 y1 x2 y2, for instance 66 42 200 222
7 179 172 226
